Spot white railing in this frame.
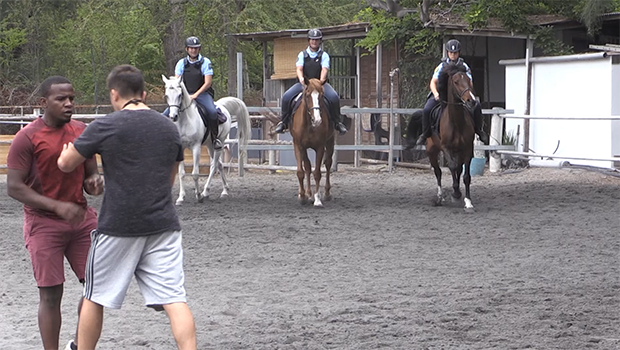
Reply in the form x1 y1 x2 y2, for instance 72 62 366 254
1 106 514 173
488 109 620 172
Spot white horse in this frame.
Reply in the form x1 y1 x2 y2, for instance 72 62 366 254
162 75 251 205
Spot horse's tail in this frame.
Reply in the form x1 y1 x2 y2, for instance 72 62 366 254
405 109 424 149
217 97 251 162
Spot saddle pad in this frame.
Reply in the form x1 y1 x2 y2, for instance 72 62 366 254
216 108 227 124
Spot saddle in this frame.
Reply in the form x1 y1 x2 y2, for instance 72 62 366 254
289 92 334 120
196 102 228 130
430 104 443 134
427 95 476 135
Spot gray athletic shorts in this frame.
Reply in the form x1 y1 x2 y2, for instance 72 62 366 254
83 229 187 309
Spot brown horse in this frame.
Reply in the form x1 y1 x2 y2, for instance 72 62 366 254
290 78 335 207
420 64 477 211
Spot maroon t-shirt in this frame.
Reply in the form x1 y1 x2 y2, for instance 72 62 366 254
7 117 89 218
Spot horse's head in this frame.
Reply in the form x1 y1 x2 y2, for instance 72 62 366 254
162 74 184 122
438 65 477 109
302 78 326 127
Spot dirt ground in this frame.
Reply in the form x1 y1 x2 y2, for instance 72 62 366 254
1 165 619 350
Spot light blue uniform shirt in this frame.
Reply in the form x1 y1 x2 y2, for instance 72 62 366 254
432 60 472 81
174 54 213 76
296 47 330 68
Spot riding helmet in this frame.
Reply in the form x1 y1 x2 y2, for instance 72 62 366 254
308 28 323 40
185 36 201 48
446 39 461 53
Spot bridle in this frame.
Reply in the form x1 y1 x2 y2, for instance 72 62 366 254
166 85 194 121
442 73 474 106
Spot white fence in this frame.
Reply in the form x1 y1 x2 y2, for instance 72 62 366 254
488 111 620 172
1 107 515 173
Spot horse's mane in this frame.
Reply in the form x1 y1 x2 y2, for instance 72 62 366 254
305 78 324 93
437 63 468 102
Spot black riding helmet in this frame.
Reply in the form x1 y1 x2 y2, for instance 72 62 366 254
185 36 201 48
308 28 322 40
446 39 461 53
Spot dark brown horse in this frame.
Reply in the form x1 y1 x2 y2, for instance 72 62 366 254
290 78 335 207
414 64 477 210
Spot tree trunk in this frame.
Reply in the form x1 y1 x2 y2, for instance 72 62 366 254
163 0 185 76
227 35 238 97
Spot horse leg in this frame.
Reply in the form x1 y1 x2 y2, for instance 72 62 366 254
201 147 218 200
462 158 474 210
450 161 462 200
428 151 443 206
175 161 186 206
294 144 308 204
313 147 325 208
217 153 230 198
323 141 335 202
303 152 313 201
191 145 203 203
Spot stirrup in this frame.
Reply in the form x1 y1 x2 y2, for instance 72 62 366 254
335 122 347 135
213 139 223 150
416 133 429 145
274 121 287 134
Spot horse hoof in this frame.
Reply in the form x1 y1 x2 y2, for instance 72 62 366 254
175 201 183 206
464 207 475 214
324 194 332 202
314 202 324 208
220 193 229 199
298 196 308 205
197 196 204 203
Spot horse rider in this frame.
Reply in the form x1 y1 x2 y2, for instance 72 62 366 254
415 39 489 145
274 28 347 135
169 36 222 149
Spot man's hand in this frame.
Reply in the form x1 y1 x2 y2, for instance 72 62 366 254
84 173 104 196
55 201 86 225
189 93 198 100
433 92 440 101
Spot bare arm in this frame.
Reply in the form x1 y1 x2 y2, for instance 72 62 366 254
296 65 305 84
430 77 439 100
83 157 104 196
170 162 181 187
320 67 329 84
58 142 87 173
7 168 85 224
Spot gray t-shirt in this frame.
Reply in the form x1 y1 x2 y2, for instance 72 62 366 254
74 109 184 237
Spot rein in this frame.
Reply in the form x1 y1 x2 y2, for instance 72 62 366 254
168 99 194 113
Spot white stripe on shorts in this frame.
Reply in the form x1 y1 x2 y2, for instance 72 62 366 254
83 230 187 309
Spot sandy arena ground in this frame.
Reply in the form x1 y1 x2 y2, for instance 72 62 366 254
0 165 619 350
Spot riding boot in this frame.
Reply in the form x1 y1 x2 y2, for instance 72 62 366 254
334 113 347 135
473 110 489 144
209 119 222 150
275 113 290 134
416 112 431 145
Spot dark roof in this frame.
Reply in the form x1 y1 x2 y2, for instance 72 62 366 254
429 13 576 39
230 13 580 42
230 22 370 41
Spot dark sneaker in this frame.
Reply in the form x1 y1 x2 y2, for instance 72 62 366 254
335 122 347 135
274 121 287 134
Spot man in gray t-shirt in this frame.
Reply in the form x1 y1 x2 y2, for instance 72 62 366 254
58 64 197 350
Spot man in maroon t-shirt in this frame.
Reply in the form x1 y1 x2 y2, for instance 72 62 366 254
6 76 103 350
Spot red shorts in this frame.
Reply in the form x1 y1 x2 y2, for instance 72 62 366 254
24 207 97 287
